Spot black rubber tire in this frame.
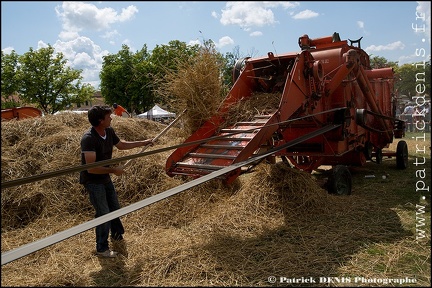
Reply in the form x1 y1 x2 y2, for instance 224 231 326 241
232 57 250 83
327 165 352 195
355 109 366 126
396 140 408 169
364 141 373 160
375 148 383 164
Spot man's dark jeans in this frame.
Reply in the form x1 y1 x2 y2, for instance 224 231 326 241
85 181 124 252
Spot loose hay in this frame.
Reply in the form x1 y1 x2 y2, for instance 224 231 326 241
1 113 177 230
222 92 282 128
1 112 336 286
157 47 283 134
1 111 423 286
157 45 228 134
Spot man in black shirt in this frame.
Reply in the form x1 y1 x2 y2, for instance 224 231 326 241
80 105 153 257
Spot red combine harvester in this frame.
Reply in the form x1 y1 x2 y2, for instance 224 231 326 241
165 32 408 195
1 107 42 121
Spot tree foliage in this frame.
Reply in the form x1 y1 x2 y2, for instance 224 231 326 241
1 50 21 108
100 44 152 114
394 59 431 99
1 46 94 114
147 40 200 111
100 41 201 114
369 55 430 100
369 55 398 69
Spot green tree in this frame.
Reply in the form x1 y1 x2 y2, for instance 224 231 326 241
4 45 94 114
100 44 152 114
368 55 430 100
394 59 431 99
100 41 201 114
369 55 398 69
222 45 245 88
149 40 200 111
1 50 21 108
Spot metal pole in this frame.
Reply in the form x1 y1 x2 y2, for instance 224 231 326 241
123 109 186 167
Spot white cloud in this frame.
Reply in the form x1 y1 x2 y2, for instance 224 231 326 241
292 9 319 20
211 11 218 18
356 20 369 35
219 2 299 29
415 1 431 43
250 31 263 37
101 30 120 40
216 36 235 49
397 54 418 65
188 40 201 47
365 41 405 53
49 2 140 88
117 5 139 22
2 47 15 54
220 2 274 27
187 36 234 51
262 1 300 9
34 36 111 88
55 2 138 33
59 31 80 41
121 39 135 52
37 41 49 50
74 52 94 67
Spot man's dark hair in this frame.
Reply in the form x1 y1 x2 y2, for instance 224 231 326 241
88 105 112 126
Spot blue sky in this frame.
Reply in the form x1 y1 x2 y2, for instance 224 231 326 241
2 1 431 89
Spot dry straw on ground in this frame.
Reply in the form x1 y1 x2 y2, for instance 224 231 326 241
0 111 344 286
2 113 426 286
1 113 179 230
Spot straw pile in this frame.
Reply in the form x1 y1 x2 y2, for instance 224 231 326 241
222 92 281 128
156 45 228 134
0 113 181 230
1 113 422 286
156 44 283 135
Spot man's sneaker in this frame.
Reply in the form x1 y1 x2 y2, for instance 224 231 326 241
96 250 118 258
111 233 123 241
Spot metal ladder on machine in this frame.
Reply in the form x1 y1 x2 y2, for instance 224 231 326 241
167 110 279 180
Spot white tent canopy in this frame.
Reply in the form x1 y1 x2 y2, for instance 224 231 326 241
137 105 176 120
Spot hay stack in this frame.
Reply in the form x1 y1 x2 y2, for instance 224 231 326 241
1 92 344 287
0 113 180 230
157 46 228 134
222 92 281 128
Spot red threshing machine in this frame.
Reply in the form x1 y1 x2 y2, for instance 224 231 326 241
1 107 42 121
165 32 408 195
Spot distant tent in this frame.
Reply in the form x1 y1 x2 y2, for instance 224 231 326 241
137 105 176 121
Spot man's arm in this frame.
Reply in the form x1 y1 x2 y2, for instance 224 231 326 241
82 151 123 175
115 139 154 150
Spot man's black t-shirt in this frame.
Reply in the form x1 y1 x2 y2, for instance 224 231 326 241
80 127 120 184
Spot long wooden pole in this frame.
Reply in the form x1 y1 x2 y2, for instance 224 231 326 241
123 109 186 167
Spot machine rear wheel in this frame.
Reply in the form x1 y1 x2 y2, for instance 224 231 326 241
364 141 373 160
232 57 250 83
287 155 322 172
375 148 383 164
396 140 408 169
327 165 352 195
